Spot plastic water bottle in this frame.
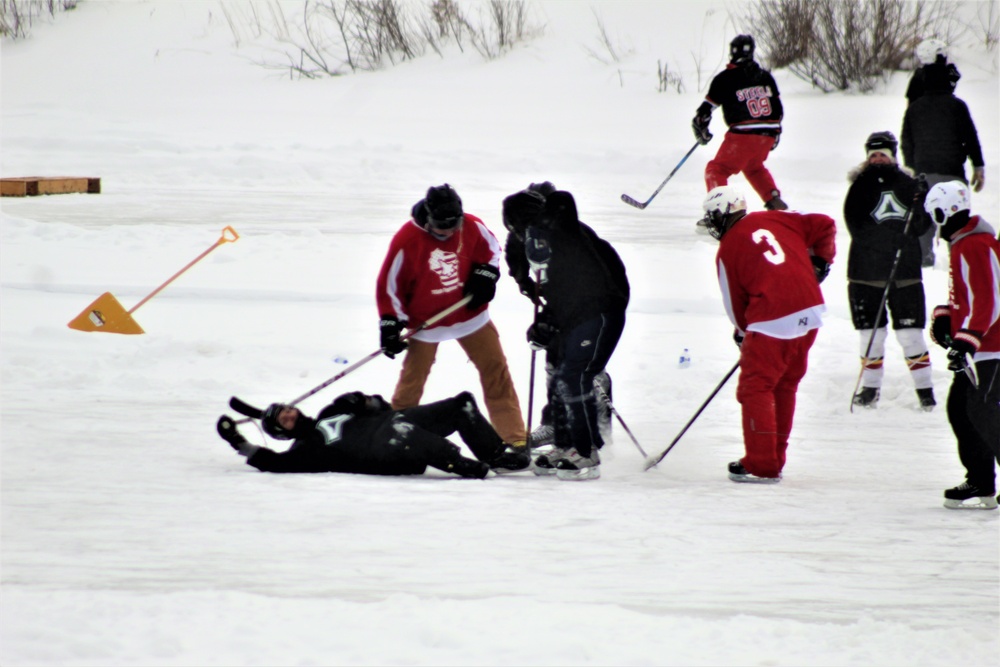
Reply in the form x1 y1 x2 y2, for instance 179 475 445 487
678 348 691 369
333 356 349 365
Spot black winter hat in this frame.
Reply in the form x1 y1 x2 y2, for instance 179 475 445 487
502 190 545 237
424 184 463 230
262 403 295 440
864 130 898 158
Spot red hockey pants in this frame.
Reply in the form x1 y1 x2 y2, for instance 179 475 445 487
705 132 780 204
735 329 817 478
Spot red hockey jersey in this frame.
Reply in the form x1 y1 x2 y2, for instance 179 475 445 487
376 214 502 343
717 210 837 339
946 216 1000 359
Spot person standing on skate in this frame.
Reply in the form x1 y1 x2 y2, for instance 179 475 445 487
692 34 786 236
701 185 836 483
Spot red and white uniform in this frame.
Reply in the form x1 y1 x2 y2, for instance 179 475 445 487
717 209 837 479
376 214 502 343
946 216 1000 360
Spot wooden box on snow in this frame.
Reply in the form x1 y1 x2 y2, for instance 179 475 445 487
1 177 101 197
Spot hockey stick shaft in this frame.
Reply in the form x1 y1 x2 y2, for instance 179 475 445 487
286 294 473 406
526 271 542 446
644 361 739 470
594 385 647 458
621 142 701 210
848 191 921 412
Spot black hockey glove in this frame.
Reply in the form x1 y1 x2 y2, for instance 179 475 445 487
947 330 981 371
216 415 247 450
929 305 952 349
810 256 831 284
914 173 929 199
463 263 500 310
379 315 408 359
692 114 713 145
527 318 558 352
733 329 745 349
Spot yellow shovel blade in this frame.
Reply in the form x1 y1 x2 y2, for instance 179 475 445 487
67 292 145 335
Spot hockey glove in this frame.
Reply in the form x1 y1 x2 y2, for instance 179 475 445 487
379 315 408 359
525 226 552 283
810 256 831 284
733 329 745 349
929 305 952 349
526 319 558 352
914 173 930 199
217 415 247 450
463 263 500 310
947 330 981 372
692 114 713 145
971 167 985 193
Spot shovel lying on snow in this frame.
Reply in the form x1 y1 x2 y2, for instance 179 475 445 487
67 226 239 335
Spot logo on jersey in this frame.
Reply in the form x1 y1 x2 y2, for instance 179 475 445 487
428 248 461 293
870 192 908 224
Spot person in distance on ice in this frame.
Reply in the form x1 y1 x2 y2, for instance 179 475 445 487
905 38 961 105
692 33 787 236
701 185 836 483
923 182 1000 510
901 59 985 267
844 131 935 410
216 391 528 478
501 181 614 450
375 184 529 471
502 187 629 481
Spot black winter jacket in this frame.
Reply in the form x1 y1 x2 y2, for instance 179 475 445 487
528 191 629 330
843 163 931 283
901 71 983 180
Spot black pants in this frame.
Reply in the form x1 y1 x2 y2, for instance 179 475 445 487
946 359 1000 491
546 311 625 457
396 392 505 463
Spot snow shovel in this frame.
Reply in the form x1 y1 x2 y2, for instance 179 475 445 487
67 226 239 335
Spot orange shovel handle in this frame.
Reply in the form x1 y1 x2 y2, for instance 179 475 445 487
128 227 239 314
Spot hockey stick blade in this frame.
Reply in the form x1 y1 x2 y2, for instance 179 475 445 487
620 193 648 209
229 396 264 419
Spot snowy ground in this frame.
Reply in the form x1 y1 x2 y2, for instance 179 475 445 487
1 1 998 665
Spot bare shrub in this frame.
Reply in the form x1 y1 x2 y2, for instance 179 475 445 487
657 59 684 93
1 0 76 40
744 0 966 93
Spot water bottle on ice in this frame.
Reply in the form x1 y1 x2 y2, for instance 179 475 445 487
678 348 691 369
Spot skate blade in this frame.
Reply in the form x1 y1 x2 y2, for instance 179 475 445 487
728 472 781 484
555 466 601 481
943 497 998 510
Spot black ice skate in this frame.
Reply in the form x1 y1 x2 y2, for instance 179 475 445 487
852 387 880 409
728 460 780 484
943 482 998 510
487 444 532 474
916 388 936 411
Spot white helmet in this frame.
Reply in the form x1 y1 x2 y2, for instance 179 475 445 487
702 186 748 239
915 38 947 65
924 180 970 226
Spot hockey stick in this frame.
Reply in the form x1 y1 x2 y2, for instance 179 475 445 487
286 294 473 406
848 187 922 412
525 271 542 447
644 361 739 471
594 384 647 458
621 142 701 210
227 295 473 424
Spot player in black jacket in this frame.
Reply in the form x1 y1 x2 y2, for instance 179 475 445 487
844 131 935 410
692 34 787 216
503 188 629 480
901 63 985 267
216 391 529 477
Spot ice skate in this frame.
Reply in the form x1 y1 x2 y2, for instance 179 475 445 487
915 388 936 411
943 482 998 510
555 447 601 481
528 423 555 449
487 444 532 474
728 460 780 484
532 446 563 476
852 386 880 409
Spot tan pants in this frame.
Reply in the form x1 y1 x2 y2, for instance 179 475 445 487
391 321 527 444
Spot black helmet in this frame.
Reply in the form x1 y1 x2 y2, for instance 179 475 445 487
730 34 755 64
864 130 898 158
424 184 463 230
262 402 295 440
502 189 545 238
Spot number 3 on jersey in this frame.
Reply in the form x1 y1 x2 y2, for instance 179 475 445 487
317 414 353 445
752 229 786 265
